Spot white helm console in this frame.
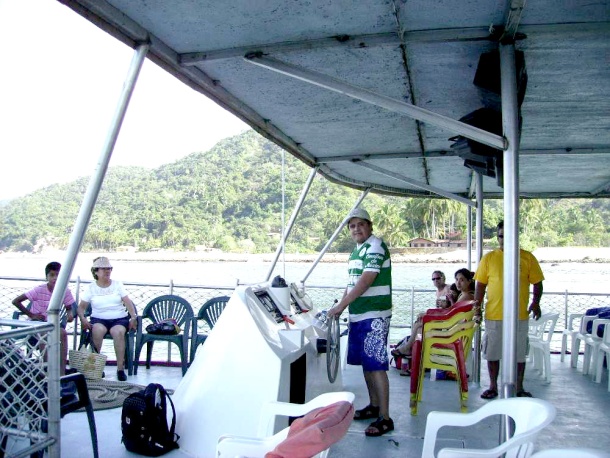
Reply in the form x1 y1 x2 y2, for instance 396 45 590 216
172 277 346 457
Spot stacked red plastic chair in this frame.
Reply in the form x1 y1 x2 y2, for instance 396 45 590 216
410 300 477 415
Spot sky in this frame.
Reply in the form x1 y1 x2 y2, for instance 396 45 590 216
0 0 248 201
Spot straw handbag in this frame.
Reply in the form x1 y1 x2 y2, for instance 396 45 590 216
69 330 107 380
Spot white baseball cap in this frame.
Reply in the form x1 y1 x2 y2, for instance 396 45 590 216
347 207 371 223
92 257 112 269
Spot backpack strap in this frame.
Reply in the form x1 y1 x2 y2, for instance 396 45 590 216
144 383 161 406
144 383 180 443
161 386 179 441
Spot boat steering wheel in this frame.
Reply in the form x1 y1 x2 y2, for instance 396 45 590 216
326 314 340 383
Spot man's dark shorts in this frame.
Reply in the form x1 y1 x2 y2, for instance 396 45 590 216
90 315 129 331
347 316 391 371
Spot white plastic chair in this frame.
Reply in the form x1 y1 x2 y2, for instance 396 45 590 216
527 315 546 364
583 319 610 377
571 314 599 369
530 448 610 457
215 391 355 458
560 313 583 362
528 313 559 382
421 398 556 458
528 313 551 340
592 322 610 386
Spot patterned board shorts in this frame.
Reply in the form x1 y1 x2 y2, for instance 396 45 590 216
347 317 391 371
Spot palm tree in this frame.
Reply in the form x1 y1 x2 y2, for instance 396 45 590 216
375 203 411 247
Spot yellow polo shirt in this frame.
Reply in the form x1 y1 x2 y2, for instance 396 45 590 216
474 249 544 320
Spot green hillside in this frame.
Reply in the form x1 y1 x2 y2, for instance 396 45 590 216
1 130 608 253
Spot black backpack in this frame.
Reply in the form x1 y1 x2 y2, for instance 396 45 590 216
121 383 180 456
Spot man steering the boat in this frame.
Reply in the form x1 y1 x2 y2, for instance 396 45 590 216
328 207 394 437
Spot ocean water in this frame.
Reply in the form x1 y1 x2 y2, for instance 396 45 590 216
1 255 609 295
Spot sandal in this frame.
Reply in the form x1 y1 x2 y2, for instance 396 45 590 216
480 389 498 400
365 417 394 437
353 404 380 420
517 390 533 398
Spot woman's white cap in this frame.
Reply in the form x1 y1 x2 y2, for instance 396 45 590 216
92 257 112 269
347 208 371 223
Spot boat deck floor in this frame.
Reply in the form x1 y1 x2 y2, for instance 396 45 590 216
56 353 610 457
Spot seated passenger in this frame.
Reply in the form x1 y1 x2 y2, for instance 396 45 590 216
12 261 76 375
454 268 475 303
391 271 457 365
433 270 457 309
77 257 137 382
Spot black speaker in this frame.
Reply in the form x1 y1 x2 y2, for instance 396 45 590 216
449 48 526 187
473 49 527 110
449 108 505 187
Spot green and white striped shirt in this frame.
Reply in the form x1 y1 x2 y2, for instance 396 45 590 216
347 234 392 321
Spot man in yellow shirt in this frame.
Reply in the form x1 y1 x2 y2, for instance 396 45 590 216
474 221 544 399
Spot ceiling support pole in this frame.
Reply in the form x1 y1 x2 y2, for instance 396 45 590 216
467 207 473 271
266 166 319 282
499 40 521 443
499 41 520 400
301 189 370 285
46 42 149 458
355 161 476 207
246 55 506 150
472 172 484 386
475 174 484 264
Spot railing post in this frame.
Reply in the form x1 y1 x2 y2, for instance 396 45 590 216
564 289 569 328
72 276 82 350
472 323 481 387
410 287 415 328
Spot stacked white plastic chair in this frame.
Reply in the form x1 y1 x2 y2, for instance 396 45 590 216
528 313 559 382
527 314 547 364
560 313 583 362
592 321 610 389
421 398 556 458
571 314 600 370
583 319 610 377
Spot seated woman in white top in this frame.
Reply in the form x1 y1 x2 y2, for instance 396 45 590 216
77 257 137 381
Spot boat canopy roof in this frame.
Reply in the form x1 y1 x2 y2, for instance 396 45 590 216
62 0 610 199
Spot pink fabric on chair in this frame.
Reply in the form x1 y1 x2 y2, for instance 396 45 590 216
265 401 354 458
